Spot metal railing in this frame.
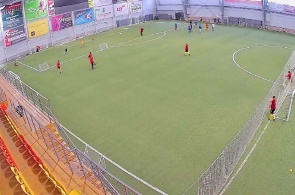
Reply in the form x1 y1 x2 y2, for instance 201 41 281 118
0 66 166 194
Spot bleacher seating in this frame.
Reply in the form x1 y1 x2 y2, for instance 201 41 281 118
0 137 34 195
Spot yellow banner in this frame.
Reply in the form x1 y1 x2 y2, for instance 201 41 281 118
27 19 49 38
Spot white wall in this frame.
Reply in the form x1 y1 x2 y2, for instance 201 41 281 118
224 7 262 20
159 0 182 5
189 0 219 6
188 6 221 17
266 13 295 29
143 0 156 14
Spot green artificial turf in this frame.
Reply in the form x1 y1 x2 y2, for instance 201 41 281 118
3 21 295 194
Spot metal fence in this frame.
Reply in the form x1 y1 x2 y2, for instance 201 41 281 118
0 68 165 194
197 50 295 195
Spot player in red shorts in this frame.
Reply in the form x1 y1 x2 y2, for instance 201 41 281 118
184 43 190 56
286 70 292 83
36 45 41 52
56 60 62 73
88 52 95 70
268 96 276 121
140 27 144 36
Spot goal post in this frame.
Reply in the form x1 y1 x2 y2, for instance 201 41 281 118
99 43 109 51
38 62 50 72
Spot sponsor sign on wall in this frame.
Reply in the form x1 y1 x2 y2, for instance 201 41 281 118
94 5 114 20
50 13 73 31
1 1 24 30
27 19 49 38
47 0 55 16
24 0 48 21
94 0 112 6
74 8 95 25
129 1 142 14
4 25 27 47
114 3 129 16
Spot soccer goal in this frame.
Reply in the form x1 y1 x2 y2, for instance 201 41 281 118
38 62 50 72
99 43 109 51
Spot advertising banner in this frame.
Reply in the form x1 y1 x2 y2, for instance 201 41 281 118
114 2 129 16
94 5 114 20
50 13 73 31
129 1 142 14
224 0 261 8
27 19 49 38
74 8 95 25
47 0 55 16
4 25 27 47
94 0 112 6
1 1 24 30
24 0 48 21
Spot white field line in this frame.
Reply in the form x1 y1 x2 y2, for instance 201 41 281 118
48 26 186 69
219 120 270 195
47 32 166 69
16 60 40 72
233 45 293 85
183 45 293 195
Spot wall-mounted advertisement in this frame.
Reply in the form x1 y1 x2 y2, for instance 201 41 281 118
4 25 27 47
47 0 55 16
114 2 129 16
50 13 73 31
112 0 127 4
94 0 112 6
129 1 142 14
224 0 262 9
268 0 295 15
27 19 49 38
94 5 114 20
1 1 24 31
74 8 95 25
24 0 48 21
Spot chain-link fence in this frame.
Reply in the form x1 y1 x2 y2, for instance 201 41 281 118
197 50 295 195
0 67 166 195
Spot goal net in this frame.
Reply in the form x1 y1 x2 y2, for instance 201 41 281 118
38 62 50 72
99 43 109 51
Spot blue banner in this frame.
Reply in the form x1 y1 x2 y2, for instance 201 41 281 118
74 8 94 26
1 1 24 30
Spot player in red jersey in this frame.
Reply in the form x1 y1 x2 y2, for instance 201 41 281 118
268 96 276 121
140 27 144 36
56 60 62 73
286 70 292 83
88 52 95 70
36 45 41 52
184 43 190 56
